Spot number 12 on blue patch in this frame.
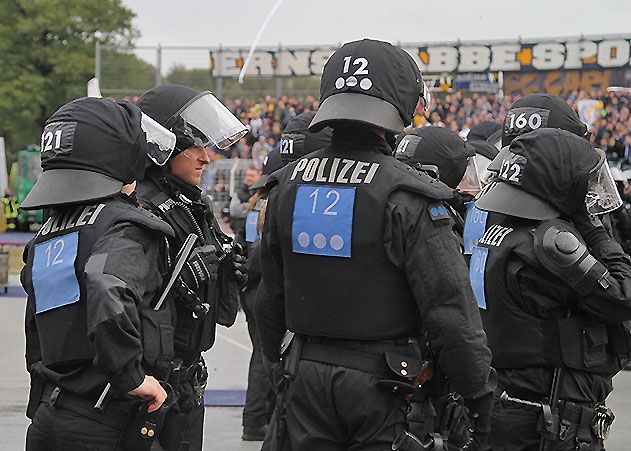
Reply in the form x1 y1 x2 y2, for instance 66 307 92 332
292 185 356 258
469 246 488 309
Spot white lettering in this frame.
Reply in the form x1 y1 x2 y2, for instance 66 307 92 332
302 158 319 182
598 39 630 68
427 46 458 72
364 163 380 184
328 158 341 183
458 46 490 72
336 159 355 183
532 42 565 70
315 158 329 182
290 158 308 181
564 41 598 69
490 45 521 71
350 161 369 183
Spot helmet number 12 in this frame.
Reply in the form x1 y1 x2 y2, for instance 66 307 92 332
342 56 369 75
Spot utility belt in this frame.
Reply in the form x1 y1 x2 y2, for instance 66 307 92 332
40 383 135 430
166 357 208 411
300 336 423 379
498 387 615 448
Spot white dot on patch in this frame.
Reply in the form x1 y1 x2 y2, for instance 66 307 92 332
346 76 358 87
335 77 345 89
330 235 344 251
298 232 310 248
360 78 373 90
313 233 326 249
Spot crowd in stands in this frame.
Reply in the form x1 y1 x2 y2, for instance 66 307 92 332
208 90 631 169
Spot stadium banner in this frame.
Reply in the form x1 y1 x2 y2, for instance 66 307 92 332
503 68 631 96
208 35 631 78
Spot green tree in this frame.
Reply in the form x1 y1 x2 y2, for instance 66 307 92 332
0 0 137 163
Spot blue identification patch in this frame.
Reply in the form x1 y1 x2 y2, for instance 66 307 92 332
292 184 356 258
428 204 451 221
32 232 80 314
469 246 488 309
463 202 489 255
245 210 260 243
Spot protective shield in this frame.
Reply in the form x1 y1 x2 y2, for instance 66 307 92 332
585 150 623 215
169 92 247 149
141 113 176 166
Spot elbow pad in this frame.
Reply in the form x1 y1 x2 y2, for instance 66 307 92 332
534 220 610 295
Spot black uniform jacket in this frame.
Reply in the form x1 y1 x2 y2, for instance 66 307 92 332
23 194 174 399
257 131 494 400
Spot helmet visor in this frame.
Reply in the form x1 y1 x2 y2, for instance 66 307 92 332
175 92 248 149
141 113 176 166
457 157 482 195
585 149 623 215
474 154 494 187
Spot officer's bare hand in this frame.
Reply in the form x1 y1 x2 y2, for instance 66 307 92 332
128 375 167 413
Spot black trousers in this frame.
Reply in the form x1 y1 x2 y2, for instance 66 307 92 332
26 401 131 451
152 401 204 451
490 396 605 451
283 360 407 451
242 286 275 429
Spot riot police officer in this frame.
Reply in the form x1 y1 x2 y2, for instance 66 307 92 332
257 38 495 450
240 112 333 441
468 93 591 261
474 128 631 450
22 97 176 450
135 84 248 451
394 126 474 246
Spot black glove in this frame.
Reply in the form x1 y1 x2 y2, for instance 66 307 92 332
570 206 610 249
463 392 493 450
230 244 248 288
180 245 220 291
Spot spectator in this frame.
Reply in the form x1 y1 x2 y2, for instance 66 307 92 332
229 166 261 233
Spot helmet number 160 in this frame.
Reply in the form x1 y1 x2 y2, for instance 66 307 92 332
507 112 542 131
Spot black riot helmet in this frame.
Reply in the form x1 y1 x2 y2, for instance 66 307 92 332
137 84 247 158
22 97 175 210
280 111 333 166
500 93 587 147
487 93 589 176
476 128 621 220
309 39 427 133
467 121 502 142
394 127 473 189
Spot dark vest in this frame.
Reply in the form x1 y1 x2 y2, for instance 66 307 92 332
473 216 625 374
23 197 169 369
271 144 452 340
137 174 236 359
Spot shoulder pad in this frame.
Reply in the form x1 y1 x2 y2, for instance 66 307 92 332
392 159 454 201
110 200 174 237
532 219 608 293
533 219 585 263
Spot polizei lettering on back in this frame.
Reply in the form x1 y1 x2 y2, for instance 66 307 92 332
290 157 380 184
478 224 513 247
38 203 106 237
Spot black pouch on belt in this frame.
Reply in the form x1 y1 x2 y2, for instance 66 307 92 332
119 382 177 451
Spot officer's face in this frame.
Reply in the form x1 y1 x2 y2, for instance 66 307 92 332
168 146 211 187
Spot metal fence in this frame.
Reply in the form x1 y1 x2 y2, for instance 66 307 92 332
95 44 320 100
202 159 258 219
